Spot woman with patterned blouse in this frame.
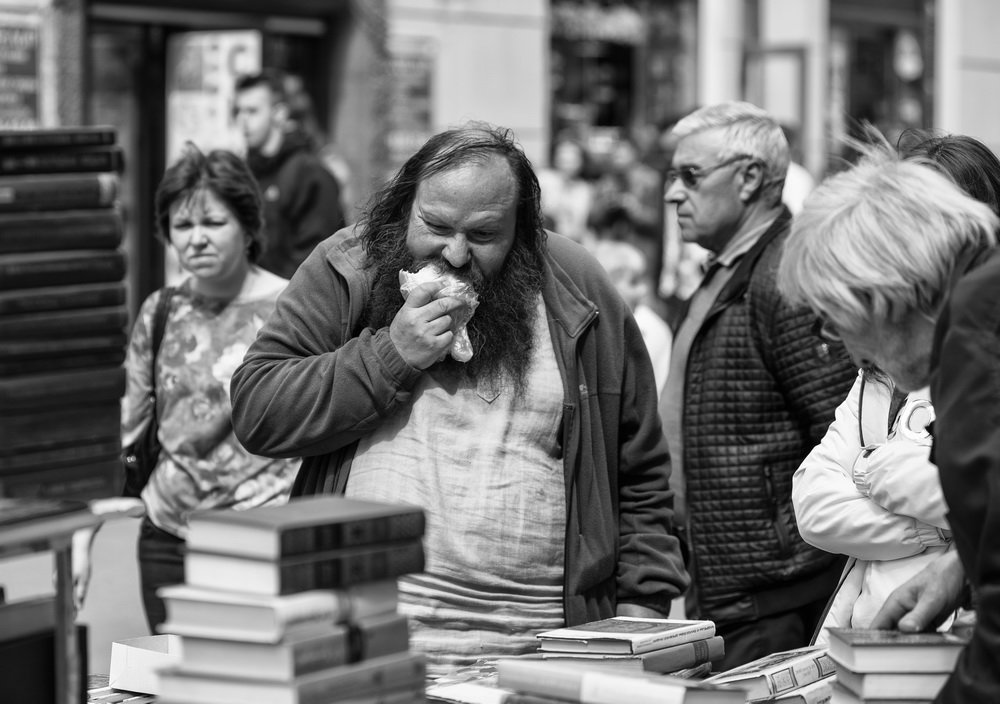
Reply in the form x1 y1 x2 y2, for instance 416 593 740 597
75 145 299 632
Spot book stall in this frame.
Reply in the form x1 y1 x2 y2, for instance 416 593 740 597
0 126 129 501
0 127 974 704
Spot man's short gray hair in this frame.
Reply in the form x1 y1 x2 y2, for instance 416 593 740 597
778 142 999 333
672 101 790 200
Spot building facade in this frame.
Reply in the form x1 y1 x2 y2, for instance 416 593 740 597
3 0 998 315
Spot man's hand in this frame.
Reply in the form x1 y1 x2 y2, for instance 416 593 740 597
390 281 467 370
869 549 965 631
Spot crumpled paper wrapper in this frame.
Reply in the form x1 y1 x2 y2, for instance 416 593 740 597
399 264 480 362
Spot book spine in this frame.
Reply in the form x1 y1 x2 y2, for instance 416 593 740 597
280 540 425 593
0 366 125 410
647 635 724 672
0 210 122 254
0 305 127 339
0 250 126 290
0 282 126 316
0 399 121 452
0 437 121 471
0 173 117 212
298 653 426 704
0 147 124 176
0 127 116 150
346 612 410 661
281 509 426 556
766 653 836 696
0 333 127 361
631 622 718 654
0 349 126 376
287 633 350 677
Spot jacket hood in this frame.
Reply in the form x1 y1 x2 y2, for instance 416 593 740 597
246 130 314 177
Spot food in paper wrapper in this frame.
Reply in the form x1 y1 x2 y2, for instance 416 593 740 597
399 264 480 362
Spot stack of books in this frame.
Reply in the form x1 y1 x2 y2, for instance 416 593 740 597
704 645 837 703
825 628 969 703
154 495 429 704
0 125 127 499
533 616 724 675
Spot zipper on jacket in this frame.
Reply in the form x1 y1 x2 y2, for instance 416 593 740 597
763 466 792 557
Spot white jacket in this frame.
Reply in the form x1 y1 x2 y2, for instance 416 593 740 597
792 371 952 642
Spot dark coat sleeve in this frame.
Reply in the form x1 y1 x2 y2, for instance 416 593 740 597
932 254 1000 703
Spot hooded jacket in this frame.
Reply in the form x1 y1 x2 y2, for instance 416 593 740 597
230 226 689 624
246 131 345 279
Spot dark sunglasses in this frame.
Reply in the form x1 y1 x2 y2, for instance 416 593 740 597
665 155 753 190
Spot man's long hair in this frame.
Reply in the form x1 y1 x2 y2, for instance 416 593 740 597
358 123 546 266
357 124 549 393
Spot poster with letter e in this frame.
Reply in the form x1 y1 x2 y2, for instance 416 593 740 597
0 10 44 129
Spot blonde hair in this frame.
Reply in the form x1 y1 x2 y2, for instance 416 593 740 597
778 142 998 332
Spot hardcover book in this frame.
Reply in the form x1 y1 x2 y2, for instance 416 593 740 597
496 658 747 704
156 650 426 704
0 366 125 410
0 209 122 254
172 611 410 681
770 676 834 704
0 146 125 176
826 628 968 674
829 681 928 704
176 628 352 682
0 436 120 472
535 616 716 655
836 665 949 700
540 634 724 673
0 250 126 290
0 332 128 361
185 495 426 560
0 282 126 316
0 126 116 150
0 172 118 212
0 305 128 339
185 539 425 595
157 580 399 643
704 645 836 700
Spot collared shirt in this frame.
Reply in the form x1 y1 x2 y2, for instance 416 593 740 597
659 218 777 526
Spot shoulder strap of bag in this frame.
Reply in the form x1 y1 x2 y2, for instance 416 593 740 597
148 287 175 393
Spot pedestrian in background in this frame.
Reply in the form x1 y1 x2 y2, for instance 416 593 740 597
75 145 300 632
233 69 345 278
660 101 856 670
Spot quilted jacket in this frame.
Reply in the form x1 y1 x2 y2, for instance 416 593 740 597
680 209 857 624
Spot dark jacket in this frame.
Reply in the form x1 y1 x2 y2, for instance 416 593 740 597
247 131 345 279
931 246 1000 704
679 209 856 624
230 226 689 625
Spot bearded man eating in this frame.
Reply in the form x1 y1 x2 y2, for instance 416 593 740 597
230 123 688 678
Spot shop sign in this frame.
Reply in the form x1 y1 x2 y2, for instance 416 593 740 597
0 11 41 129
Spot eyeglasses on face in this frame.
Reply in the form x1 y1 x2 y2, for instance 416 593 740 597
812 317 841 344
665 154 754 190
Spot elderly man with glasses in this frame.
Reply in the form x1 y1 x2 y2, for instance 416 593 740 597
659 101 856 669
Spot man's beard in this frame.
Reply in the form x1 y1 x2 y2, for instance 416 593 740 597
364 228 546 397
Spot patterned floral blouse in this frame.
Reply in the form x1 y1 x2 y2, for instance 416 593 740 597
122 278 299 539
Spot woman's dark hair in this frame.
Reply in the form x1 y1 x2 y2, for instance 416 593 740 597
357 122 546 265
155 143 265 262
898 129 1000 216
